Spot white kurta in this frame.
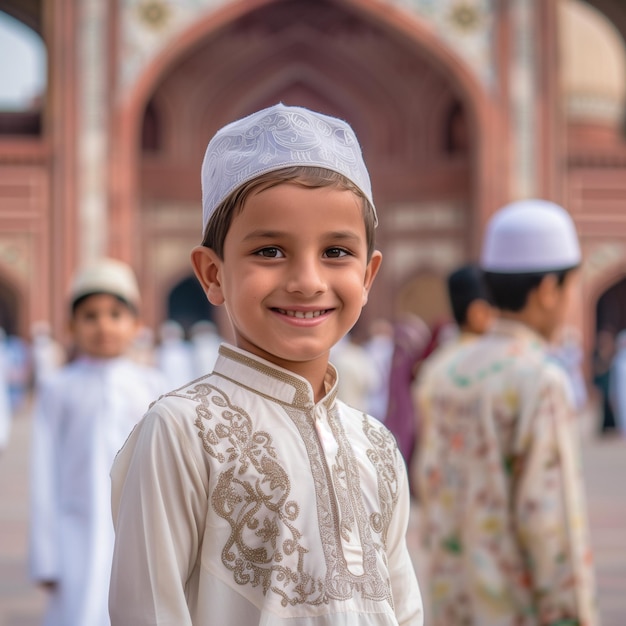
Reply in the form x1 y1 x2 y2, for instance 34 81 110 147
0 335 12 451
610 345 626 435
110 344 423 626
331 337 377 412
157 338 194 388
29 356 166 626
190 332 222 378
364 334 394 422
31 332 65 389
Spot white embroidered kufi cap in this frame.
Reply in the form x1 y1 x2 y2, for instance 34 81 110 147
201 103 377 232
480 199 581 273
70 258 141 309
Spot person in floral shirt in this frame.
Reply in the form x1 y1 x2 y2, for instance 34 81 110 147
416 199 599 626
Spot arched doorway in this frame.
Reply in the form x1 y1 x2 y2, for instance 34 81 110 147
396 271 451 329
0 10 46 135
114 0 497 332
166 274 217 338
591 275 626 434
596 276 626 334
0 277 20 336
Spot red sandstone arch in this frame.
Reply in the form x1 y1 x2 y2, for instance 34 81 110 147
0 261 29 337
110 0 502 265
589 264 626 329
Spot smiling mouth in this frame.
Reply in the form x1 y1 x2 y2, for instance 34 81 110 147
274 308 330 319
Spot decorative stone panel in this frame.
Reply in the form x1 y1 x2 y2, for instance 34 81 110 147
118 0 496 92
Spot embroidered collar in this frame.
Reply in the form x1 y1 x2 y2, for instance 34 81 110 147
212 344 338 409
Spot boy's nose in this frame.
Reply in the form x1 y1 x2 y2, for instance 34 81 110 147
285 256 327 295
96 316 114 332
95 319 109 334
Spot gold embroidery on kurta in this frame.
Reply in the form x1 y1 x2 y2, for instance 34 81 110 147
175 347 399 609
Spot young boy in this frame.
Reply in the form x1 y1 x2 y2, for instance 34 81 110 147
29 258 166 626
417 200 598 626
109 104 423 625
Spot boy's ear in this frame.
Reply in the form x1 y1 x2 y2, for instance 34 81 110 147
466 299 496 335
535 273 559 311
190 246 225 306
361 250 383 306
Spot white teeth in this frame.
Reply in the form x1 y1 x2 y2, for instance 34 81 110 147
277 308 325 318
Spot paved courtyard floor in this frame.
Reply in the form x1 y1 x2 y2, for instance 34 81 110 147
0 398 624 625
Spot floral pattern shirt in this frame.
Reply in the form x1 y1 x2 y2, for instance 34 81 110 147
415 320 598 626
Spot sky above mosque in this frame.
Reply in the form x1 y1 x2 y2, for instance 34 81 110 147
0 11 46 110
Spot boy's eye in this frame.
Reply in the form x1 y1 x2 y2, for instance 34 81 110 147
256 247 284 258
324 247 349 258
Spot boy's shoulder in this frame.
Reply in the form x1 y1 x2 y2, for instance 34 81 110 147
40 359 83 389
116 357 167 385
43 357 165 390
419 337 473 386
436 327 562 394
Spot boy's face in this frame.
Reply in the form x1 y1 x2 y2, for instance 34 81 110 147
193 183 382 377
70 293 138 359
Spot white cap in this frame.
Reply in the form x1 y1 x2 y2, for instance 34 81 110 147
70 258 140 309
201 103 376 233
480 199 581 273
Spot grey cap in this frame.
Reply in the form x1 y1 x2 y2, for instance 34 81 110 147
201 103 377 232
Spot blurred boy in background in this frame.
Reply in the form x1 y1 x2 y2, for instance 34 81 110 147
416 200 598 626
29 258 166 626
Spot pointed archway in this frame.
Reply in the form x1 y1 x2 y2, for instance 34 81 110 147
166 275 217 338
596 275 626 334
0 277 19 336
112 0 500 329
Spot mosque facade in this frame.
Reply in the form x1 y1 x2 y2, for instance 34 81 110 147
1 0 626 366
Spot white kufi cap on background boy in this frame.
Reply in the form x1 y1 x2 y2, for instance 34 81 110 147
481 199 581 273
70 258 141 309
201 103 377 233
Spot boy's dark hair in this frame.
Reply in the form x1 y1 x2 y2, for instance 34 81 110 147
447 264 494 326
201 166 377 260
483 267 575 312
71 292 137 316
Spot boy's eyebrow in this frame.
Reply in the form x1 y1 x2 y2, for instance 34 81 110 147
242 230 285 241
242 229 363 243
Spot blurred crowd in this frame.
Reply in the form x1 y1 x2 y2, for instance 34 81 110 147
592 327 626 437
0 252 621 626
0 316 224 453
2 294 624 462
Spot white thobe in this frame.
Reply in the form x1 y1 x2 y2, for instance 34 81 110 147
31 333 65 389
331 337 378 412
110 344 423 626
157 338 195 388
610 347 626 435
29 356 166 626
0 337 12 451
364 335 394 422
190 333 222 378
